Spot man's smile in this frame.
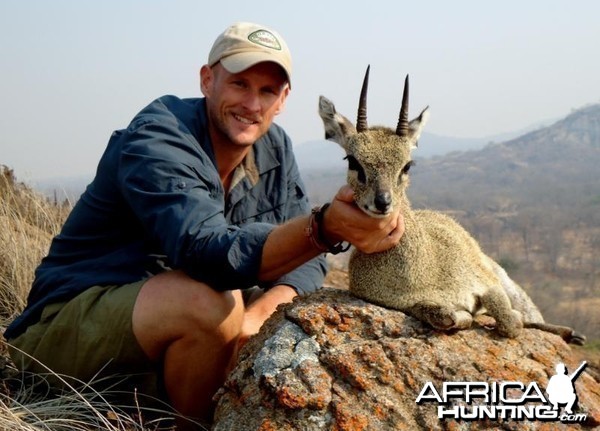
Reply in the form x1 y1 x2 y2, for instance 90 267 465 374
232 113 259 125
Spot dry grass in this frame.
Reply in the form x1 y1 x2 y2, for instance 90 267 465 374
0 166 183 430
0 368 174 431
0 166 69 327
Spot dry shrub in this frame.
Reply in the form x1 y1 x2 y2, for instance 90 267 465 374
0 166 69 326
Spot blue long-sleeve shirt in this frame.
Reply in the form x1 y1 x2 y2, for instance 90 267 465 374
5 95 326 339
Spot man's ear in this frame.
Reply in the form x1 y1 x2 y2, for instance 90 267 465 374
199 65 213 97
274 84 291 115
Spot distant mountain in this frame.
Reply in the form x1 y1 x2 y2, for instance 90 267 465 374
409 105 600 342
294 140 348 173
409 103 600 213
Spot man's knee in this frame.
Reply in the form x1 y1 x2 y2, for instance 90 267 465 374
133 270 244 359
168 272 244 333
187 285 244 340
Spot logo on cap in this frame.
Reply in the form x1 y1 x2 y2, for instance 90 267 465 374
248 30 281 51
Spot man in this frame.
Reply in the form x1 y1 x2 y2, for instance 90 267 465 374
5 22 403 427
546 362 582 414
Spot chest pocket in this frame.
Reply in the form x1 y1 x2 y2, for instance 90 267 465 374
228 172 307 226
229 186 284 226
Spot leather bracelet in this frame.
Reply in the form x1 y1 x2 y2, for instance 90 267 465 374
313 203 351 255
305 208 329 253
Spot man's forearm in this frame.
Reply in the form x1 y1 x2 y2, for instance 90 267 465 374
258 214 321 282
247 284 297 318
239 284 298 346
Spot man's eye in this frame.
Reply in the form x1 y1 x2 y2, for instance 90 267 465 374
261 87 277 95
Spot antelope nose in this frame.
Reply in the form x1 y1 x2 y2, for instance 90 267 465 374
374 191 392 213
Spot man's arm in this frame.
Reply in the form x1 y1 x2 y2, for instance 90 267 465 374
238 284 297 347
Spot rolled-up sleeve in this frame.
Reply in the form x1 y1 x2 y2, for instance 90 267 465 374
118 119 275 291
272 257 327 296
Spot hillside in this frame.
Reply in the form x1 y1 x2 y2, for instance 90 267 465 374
410 103 600 210
303 103 600 342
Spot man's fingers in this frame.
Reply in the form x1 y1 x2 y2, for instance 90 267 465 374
334 185 355 203
355 212 404 254
383 213 404 246
389 212 405 240
327 190 405 254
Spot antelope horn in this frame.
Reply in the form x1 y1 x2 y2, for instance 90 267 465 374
356 65 370 132
396 74 409 137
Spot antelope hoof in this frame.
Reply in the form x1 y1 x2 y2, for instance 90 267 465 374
411 302 461 331
496 311 523 338
523 322 586 345
432 313 456 330
568 331 587 346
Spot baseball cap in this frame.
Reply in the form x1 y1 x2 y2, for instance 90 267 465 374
208 22 292 87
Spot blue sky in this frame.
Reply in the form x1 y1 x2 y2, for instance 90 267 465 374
1 1 599 180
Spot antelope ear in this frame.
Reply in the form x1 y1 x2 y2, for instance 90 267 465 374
408 106 430 149
318 95 356 152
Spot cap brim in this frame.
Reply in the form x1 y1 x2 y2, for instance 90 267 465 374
220 52 291 86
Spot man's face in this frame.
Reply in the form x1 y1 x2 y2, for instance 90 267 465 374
201 62 290 148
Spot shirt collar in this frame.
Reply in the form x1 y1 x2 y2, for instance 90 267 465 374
229 147 259 191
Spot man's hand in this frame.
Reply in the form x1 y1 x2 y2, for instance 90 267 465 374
322 185 404 254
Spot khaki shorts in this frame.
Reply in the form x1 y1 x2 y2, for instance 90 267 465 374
8 281 162 404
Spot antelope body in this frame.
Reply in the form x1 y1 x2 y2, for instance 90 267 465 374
318 66 584 343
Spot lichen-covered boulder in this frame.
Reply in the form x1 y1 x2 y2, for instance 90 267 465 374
213 288 600 430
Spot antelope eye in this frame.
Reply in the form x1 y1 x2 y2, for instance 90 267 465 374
344 155 366 183
401 160 415 175
398 161 414 184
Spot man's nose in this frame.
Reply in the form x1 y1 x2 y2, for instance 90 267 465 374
241 90 261 112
